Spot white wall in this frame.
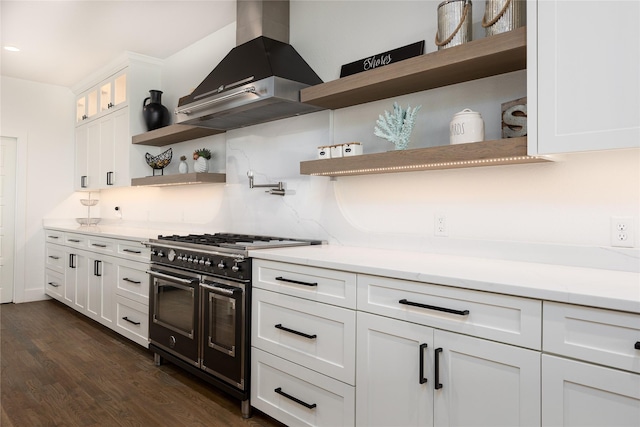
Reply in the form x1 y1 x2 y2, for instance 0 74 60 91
5 1 640 303
0 76 76 302
96 0 640 273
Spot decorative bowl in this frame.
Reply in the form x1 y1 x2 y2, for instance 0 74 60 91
80 199 99 207
145 148 172 176
76 218 101 226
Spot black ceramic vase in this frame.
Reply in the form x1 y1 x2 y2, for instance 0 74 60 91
142 90 170 131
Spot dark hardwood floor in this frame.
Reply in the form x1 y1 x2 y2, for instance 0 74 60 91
0 300 286 427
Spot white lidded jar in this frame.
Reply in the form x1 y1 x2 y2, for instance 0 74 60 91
450 108 484 144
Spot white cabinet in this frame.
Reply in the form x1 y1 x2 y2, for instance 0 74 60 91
73 53 162 190
252 260 357 426
356 312 541 427
542 302 640 426
532 0 640 154
44 228 150 347
542 355 640 427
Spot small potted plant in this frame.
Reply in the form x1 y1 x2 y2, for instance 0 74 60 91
193 148 212 173
178 155 188 174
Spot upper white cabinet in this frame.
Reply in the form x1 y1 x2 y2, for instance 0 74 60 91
73 53 162 190
532 0 640 154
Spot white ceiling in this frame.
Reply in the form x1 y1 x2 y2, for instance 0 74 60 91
1 0 236 88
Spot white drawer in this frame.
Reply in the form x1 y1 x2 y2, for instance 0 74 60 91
87 236 116 255
44 229 64 243
45 244 65 273
45 269 64 302
114 295 149 348
544 302 640 373
251 348 355 427
253 260 357 309
252 288 356 384
115 259 149 304
65 232 88 248
357 274 542 349
117 241 150 262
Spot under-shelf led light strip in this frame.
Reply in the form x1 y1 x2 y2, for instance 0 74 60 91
311 155 546 176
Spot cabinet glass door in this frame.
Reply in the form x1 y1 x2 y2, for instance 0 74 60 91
76 96 87 122
100 82 112 112
113 73 127 106
86 89 98 119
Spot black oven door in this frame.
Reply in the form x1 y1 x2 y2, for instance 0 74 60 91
148 266 200 366
200 277 247 390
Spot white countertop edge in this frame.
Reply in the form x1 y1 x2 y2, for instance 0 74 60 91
249 245 640 313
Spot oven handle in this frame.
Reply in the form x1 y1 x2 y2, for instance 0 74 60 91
200 282 240 296
146 270 197 285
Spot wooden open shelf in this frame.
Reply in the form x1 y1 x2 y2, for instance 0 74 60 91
300 137 549 177
132 124 223 147
131 172 226 187
300 27 527 110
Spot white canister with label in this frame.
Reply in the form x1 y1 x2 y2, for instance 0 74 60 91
343 142 363 156
318 146 330 159
450 108 484 144
330 144 343 158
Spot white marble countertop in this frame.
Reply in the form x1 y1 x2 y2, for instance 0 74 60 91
249 245 640 313
43 223 176 241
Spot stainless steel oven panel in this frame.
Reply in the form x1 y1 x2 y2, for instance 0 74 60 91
202 282 240 357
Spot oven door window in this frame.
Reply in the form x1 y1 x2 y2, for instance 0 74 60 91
154 280 195 338
208 289 237 356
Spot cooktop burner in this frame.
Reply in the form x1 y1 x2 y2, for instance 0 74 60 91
153 232 323 254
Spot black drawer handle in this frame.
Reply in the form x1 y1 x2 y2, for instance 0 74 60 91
92 243 108 248
48 235 59 239
48 282 60 288
123 249 142 254
274 387 317 409
435 347 443 390
48 255 60 260
419 343 428 384
68 239 80 243
275 276 318 287
399 299 470 316
635 341 640 350
275 324 317 340
122 317 141 326
123 278 141 284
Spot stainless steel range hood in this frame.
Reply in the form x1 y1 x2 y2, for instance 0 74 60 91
175 0 324 130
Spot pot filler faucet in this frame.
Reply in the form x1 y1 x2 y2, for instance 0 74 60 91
247 170 285 196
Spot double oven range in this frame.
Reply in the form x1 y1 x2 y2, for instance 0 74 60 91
146 233 321 417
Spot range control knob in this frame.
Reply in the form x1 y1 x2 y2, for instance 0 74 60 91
204 259 212 267
217 261 226 269
150 249 157 256
177 254 184 261
187 256 193 263
157 251 165 258
199 258 205 265
232 263 240 273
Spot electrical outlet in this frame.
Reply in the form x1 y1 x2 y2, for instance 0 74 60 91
435 214 448 237
611 217 635 248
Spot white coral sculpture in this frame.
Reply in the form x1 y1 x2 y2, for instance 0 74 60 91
374 102 422 150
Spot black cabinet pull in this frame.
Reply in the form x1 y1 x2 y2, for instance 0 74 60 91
635 341 640 350
399 299 470 316
123 278 141 284
122 317 140 326
94 260 102 277
68 239 80 243
69 254 76 269
274 387 317 409
48 282 60 288
91 243 108 248
275 276 318 287
434 348 443 390
48 255 60 260
106 171 114 186
81 175 87 188
275 324 317 340
419 343 428 384
123 249 141 254
48 235 59 239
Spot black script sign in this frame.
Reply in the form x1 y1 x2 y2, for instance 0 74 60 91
340 40 425 78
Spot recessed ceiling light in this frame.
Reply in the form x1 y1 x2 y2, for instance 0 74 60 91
4 46 20 52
